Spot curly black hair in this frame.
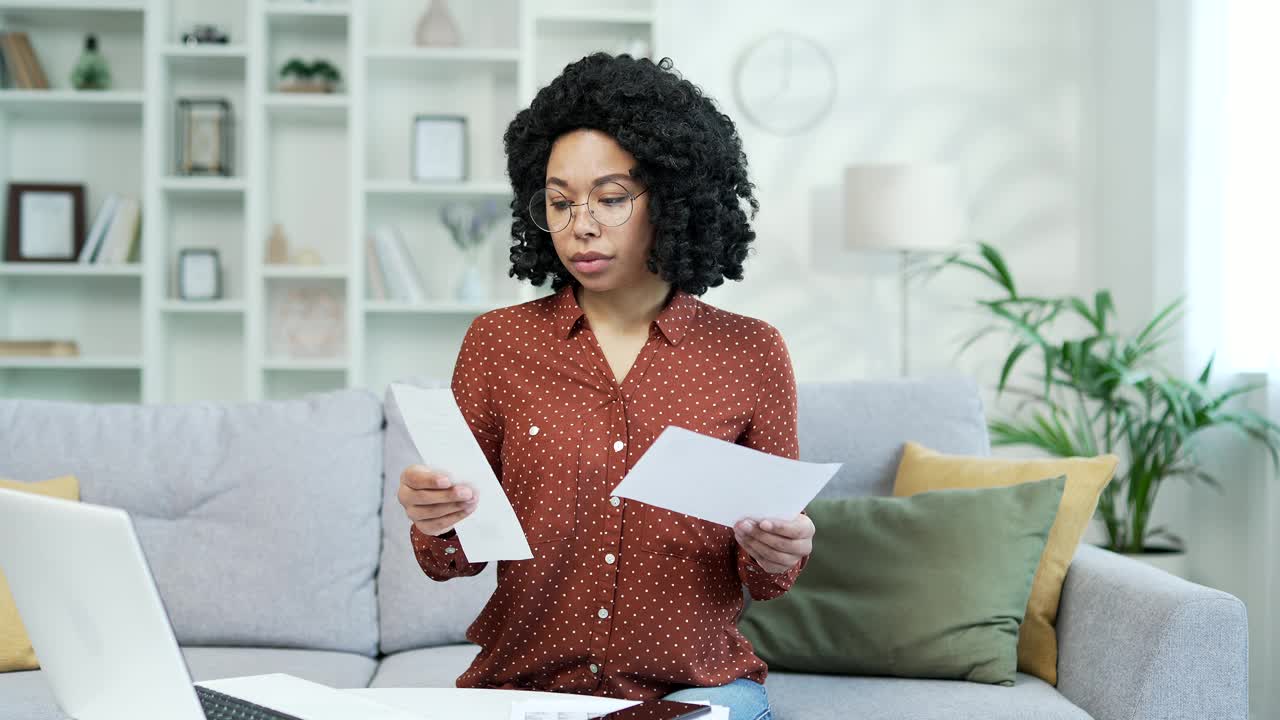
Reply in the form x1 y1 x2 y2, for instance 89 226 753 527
502 53 759 296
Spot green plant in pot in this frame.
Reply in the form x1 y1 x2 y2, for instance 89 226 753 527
937 242 1280 557
278 58 341 93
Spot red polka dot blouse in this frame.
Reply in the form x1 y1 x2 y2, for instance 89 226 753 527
410 282 807 700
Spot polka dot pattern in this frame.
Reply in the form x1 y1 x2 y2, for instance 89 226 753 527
409 283 806 701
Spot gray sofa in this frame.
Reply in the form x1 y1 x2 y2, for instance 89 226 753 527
0 377 1248 720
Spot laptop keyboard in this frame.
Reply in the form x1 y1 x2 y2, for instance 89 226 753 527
196 684 305 720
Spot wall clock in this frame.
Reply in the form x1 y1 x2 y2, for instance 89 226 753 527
732 32 838 136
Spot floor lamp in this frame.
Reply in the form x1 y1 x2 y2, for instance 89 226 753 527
843 164 967 377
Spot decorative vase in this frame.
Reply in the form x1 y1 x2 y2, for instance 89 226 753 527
266 224 290 264
1121 547 1190 580
71 34 111 90
415 0 462 48
456 246 485 302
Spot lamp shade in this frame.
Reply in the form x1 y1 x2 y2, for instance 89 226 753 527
843 164 967 253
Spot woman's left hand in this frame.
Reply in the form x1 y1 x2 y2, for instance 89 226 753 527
734 513 815 574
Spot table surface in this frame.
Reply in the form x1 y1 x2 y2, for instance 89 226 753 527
343 688 725 720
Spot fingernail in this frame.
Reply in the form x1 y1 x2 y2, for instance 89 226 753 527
742 520 756 532
760 520 773 532
457 487 472 500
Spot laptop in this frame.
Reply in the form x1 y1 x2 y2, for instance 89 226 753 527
0 487 424 720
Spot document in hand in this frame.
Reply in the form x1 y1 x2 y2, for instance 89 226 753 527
610 425 842 527
390 383 533 562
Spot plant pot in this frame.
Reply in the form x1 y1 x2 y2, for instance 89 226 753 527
278 80 336 94
1119 546 1190 580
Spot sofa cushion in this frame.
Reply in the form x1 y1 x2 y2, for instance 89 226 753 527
0 390 384 657
377 377 498 655
740 477 1065 685
368 643 482 688
764 671 1093 720
0 647 379 720
797 376 989 498
893 442 1119 685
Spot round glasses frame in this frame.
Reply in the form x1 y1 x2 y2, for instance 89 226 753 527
527 181 649 233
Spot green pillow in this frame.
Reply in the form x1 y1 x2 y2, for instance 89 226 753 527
739 474 1066 686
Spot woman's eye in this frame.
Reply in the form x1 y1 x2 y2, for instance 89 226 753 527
550 201 571 210
598 196 626 206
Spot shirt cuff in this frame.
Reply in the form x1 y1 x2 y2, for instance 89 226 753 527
737 543 808 600
409 523 477 578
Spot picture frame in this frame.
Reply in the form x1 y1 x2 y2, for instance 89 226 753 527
176 98 234 176
4 182 86 263
178 248 221 300
412 114 468 182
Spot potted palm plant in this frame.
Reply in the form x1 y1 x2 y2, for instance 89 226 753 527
937 242 1280 572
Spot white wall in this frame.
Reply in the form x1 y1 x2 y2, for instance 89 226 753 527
660 0 1093 402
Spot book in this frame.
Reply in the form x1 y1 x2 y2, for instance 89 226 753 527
12 32 47 89
365 234 387 301
373 225 425 303
372 226 409 302
98 196 140 265
0 340 79 357
0 33 29 89
80 194 120 263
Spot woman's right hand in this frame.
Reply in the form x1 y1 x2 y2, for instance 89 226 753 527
398 464 479 537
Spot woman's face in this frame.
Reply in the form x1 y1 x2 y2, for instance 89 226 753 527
542 128 656 292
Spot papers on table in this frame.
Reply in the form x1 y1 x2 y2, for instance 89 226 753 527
196 674 424 720
390 383 533 562
510 698 726 720
610 425 842 527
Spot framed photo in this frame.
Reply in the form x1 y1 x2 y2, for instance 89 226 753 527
412 114 468 182
176 98 234 176
5 183 86 263
178 248 221 300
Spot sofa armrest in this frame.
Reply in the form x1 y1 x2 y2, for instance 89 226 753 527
1055 544 1248 720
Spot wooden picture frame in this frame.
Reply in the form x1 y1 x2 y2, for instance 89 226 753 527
178 248 222 300
412 114 468 182
4 182 86 263
176 98 234 176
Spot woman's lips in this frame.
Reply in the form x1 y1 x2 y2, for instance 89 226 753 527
573 257 613 273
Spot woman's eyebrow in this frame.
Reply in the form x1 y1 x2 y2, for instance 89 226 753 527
546 173 632 188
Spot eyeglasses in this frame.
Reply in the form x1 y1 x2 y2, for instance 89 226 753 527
528 181 649 233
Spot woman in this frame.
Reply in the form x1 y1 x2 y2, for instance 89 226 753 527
397 53 814 720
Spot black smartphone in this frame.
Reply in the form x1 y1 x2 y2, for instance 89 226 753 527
594 699 713 720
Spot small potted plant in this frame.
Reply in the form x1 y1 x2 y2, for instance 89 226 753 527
278 58 341 93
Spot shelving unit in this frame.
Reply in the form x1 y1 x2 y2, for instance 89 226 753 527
1 0 656 403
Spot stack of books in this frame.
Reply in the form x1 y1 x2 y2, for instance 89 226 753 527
366 225 426 303
80 194 142 264
0 32 49 89
0 340 78 357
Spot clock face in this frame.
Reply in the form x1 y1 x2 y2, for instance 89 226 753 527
733 32 837 136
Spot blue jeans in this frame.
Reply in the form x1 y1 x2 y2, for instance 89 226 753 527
662 678 771 720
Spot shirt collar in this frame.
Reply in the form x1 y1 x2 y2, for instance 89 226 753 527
552 283 697 345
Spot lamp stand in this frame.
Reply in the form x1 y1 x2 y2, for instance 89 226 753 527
899 249 911 377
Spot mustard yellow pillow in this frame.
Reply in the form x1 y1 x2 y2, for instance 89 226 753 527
0 475 80 673
892 443 1117 686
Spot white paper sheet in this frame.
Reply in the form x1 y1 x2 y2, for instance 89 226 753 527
610 425 842 527
510 698 726 720
197 673 425 719
390 383 533 562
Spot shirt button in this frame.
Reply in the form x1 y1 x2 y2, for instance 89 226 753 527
597 608 610 619
609 496 621 507
605 553 616 564
444 547 457 555
589 663 599 674
613 440 625 452
529 425 539 435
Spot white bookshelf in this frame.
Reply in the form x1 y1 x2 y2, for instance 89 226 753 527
0 0 657 403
